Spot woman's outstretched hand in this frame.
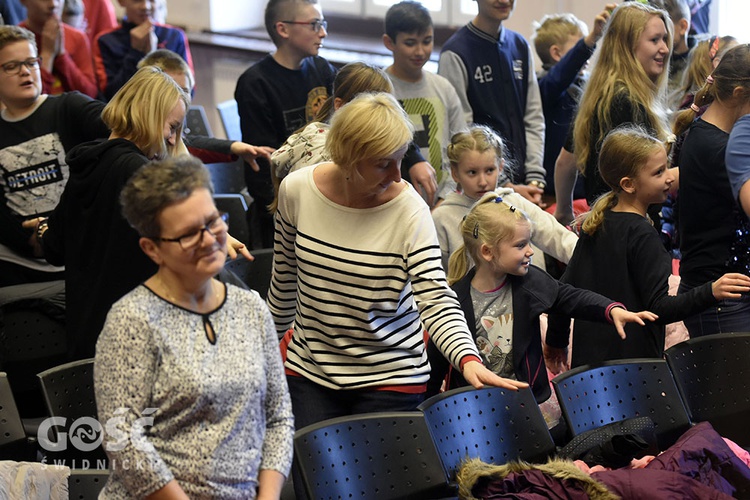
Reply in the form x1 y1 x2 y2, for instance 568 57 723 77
462 360 529 391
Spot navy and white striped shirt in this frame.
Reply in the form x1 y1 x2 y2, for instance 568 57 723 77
268 165 481 389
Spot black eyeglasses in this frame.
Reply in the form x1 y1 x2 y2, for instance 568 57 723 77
1 57 41 75
152 213 228 251
280 19 328 33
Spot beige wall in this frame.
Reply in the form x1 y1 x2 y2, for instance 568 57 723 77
111 1 608 36
501 1 606 43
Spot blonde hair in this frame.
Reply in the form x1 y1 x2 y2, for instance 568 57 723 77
447 192 532 285
447 125 504 191
580 126 665 236
102 66 190 160
447 125 504 169
0 26 37 52
678 36 736 102
315 62 393 123
137 49 195 94
532 13 586 66
326 92 414 170
573 2 672 174
673 43 750 138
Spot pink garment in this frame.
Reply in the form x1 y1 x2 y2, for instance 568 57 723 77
725 438 750 468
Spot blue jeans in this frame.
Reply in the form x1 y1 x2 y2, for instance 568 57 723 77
287 375 425 500
679 280 750 337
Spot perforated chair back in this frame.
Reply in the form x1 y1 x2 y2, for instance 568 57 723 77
68 469 109 499
38 358 106 465
552 359 691 450
38 358 96 420
217 99 241 141
224 248 274 299
665 332 750 447
184 105 213 138
0 372 27 458
214 194 250 245
205 160 246 194
294 411 453 500
418 386 554 480
1 299 68 416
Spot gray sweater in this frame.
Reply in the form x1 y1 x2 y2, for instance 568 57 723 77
94 283 294 499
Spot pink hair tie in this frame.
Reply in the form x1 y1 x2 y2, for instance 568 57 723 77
690 103 701 113
706 75 715 84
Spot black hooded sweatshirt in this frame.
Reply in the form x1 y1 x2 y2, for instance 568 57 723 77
43 138 155 360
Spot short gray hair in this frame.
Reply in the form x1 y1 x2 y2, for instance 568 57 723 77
120 156 214 238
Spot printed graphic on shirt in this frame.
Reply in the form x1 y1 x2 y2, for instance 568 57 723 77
399 96 448 179
474 65 494 84
0 133 69 218
476 314 514 377
306 86 329 124
512 59 524 80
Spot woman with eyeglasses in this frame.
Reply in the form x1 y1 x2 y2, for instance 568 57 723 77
94 155 293 500
26 65 251 361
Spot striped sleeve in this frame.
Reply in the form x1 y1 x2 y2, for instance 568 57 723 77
267 178 299 337
268 169 480 388
404 208 481 369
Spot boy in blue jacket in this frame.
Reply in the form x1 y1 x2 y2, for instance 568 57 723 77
533 5 612 196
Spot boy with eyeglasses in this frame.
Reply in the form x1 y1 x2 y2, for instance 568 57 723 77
235 0 335 248
93 0 193 99
0 25 107 290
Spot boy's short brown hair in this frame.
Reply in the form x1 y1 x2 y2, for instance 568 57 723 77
264 0 319 46
532 13 586 66
0 26 37 54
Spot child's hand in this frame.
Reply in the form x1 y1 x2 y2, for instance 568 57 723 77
543 344 569 375
130 20 157 53
41 16 63 66
462 360 529 391
610 308 658 339
585 4 616 48
509 182 545 207
712 273 750 300
225 234 253 261
230 142 275 172
408 161 438 207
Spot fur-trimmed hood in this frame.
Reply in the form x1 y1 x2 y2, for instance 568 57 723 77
457 458 619 500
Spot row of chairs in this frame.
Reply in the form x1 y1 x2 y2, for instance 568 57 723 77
1 334 746 499
0 361 107 499
295 332 750 499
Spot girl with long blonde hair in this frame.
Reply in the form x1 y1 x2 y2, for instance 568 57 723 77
555 2 673 223
29 67 251 361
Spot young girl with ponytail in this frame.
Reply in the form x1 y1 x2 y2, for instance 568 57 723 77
425 190 657 404
545 126 750 370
